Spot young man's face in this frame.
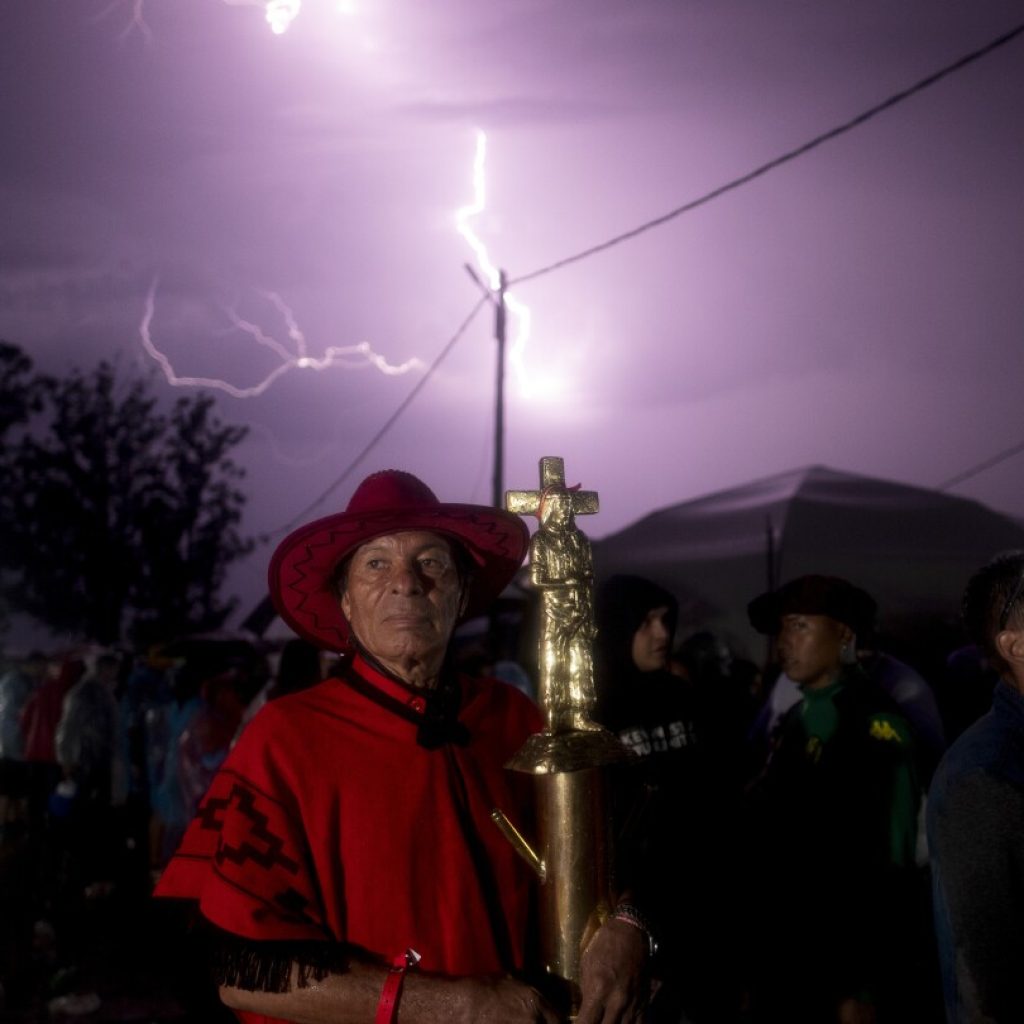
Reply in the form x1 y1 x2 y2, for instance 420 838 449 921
631 605 671 673
776 613 849 689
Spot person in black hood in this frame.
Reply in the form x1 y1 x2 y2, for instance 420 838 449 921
595 574 743 1023
596 574 689 750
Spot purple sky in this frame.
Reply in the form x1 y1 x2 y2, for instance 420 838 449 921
3 1 1024 640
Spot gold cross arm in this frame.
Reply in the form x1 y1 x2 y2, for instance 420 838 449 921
506 456 599 519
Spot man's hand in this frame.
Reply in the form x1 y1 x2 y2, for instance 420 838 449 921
574 916 651 1024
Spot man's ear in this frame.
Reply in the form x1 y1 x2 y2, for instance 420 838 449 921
340 590 351 620
995 628 1024 669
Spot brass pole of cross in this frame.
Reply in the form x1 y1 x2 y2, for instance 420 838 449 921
492 456 631 1017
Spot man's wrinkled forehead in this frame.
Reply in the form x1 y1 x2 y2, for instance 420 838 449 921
351 530 453 558
333 530 459 594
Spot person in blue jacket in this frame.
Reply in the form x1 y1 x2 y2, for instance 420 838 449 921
928 550 1024 1023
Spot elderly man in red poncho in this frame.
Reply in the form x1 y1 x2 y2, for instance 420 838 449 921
155 470 651 1024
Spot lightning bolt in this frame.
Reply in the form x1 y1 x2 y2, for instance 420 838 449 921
105 0 308 40
455 131 533 396
259 0 359 32
96 0 154 44
245 421 340 468
218 0 305 35
139 278 421 399
263 0 301 34
137 134 531 400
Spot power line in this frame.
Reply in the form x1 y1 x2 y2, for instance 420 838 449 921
265 295 488 537
510 22 1024 288
938 439 1024 492
264 20 1024 539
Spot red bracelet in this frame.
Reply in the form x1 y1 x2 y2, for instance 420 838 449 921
375 948 421 1024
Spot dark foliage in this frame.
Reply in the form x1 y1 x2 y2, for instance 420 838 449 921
0 341 46 435
0 345 253 645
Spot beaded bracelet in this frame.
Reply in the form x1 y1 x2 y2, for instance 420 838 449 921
610 903 659 958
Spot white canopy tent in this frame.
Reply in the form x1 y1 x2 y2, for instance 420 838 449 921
246 466 1024 666
590 465 1024 662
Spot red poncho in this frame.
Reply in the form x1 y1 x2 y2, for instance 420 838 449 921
155 654 542 1018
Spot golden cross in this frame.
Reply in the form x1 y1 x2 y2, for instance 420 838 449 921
505 456 599 520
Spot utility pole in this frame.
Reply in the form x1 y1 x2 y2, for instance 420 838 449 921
464 263 509 510
764 514 778 666
465 263 511 654
492 269 508 510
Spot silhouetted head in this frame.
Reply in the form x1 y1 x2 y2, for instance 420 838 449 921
962 550 1024 684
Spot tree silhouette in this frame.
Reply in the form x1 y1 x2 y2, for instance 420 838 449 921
0 342 48 631
0 341 44 435
1 350 252 645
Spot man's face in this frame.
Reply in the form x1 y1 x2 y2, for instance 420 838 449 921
340 531 465 680
776 613 848 689
632 605 671 673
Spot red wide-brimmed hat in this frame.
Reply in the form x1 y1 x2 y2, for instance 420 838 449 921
268 470 531 651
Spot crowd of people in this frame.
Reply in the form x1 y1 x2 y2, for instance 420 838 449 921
0 466 1017 1023
0 634 325 1020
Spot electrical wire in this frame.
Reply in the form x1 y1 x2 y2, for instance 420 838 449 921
510 21 1024 287
265 295 489 537
938 439 1024 492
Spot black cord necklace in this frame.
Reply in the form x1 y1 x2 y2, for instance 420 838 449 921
338 651 470 750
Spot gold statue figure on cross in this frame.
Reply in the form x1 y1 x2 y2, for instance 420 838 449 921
495 456 631 1007
507 456 602 734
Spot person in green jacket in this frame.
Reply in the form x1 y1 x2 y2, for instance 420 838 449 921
743 575 925 1024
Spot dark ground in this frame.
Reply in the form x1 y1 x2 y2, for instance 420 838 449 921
0 820 233 1024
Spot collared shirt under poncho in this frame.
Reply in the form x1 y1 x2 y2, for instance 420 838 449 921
155 653 542 1011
